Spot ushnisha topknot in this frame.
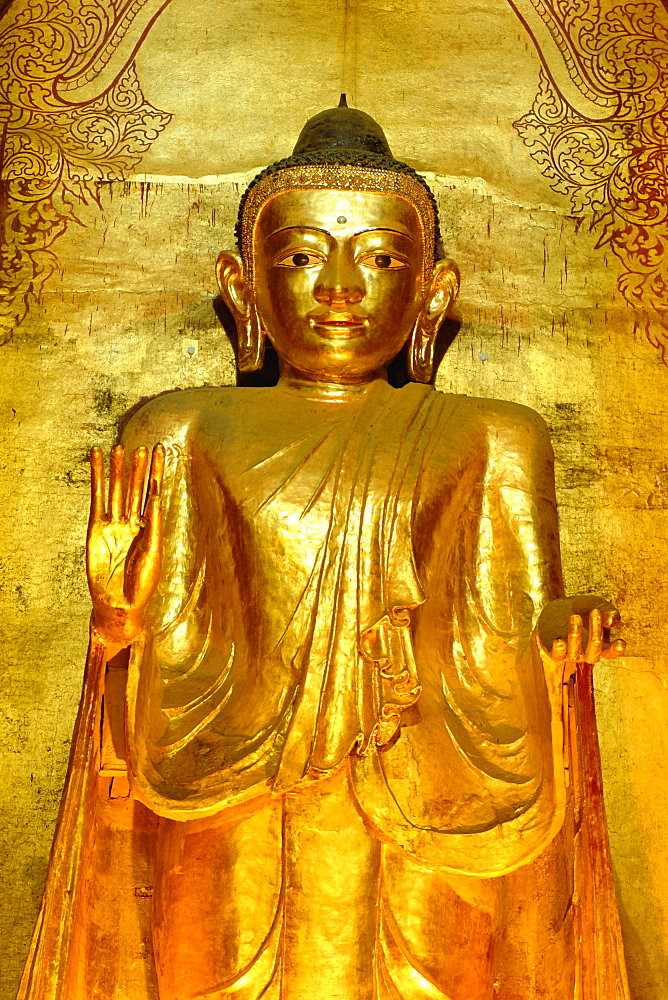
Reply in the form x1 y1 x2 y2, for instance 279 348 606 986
236 96 442 286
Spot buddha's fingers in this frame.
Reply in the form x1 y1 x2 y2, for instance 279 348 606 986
89 447 105 522
141 445 165 564
551 638 567 662
144 443 165 508
109 445 126 522
126 447 148 523
143 494 163 556
602 607 621 629
584 608 603 663
602 639 627 660
567 614 583 662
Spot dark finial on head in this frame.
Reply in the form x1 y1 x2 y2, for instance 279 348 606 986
292 100 393 158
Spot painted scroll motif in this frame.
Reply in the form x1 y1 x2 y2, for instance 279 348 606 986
512 0 668 358
0 0 174 343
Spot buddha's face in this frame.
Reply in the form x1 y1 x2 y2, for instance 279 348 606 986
251 189 426 382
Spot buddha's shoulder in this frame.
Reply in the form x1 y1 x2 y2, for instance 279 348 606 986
121 385 255 445
443 391 550 443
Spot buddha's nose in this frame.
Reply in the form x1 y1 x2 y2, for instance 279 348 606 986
314 253 364 308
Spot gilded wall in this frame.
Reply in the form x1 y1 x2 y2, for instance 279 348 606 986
1 0 667 997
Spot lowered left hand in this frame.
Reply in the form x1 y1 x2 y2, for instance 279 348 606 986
537 595 627 664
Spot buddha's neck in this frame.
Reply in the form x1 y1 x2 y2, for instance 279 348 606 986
277 363 388 401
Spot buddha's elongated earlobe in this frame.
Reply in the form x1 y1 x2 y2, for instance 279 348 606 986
238 304 266 372
216 250 266 372
407 260 460 383
407 314 436 384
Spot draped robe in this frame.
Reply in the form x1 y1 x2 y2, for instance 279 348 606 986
18 380 630 1000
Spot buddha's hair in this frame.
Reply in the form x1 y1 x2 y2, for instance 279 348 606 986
235 149 442 264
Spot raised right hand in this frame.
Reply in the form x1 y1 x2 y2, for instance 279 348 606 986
87 443 165 649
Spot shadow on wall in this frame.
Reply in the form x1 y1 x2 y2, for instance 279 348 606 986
617 893 661 1000
595 661 668 1000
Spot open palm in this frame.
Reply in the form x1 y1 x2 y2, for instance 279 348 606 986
87 443 165 648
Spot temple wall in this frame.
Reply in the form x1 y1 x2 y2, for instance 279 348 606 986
1 0 667 996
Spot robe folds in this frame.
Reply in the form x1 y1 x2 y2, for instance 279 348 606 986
18 380 630 1000
126 379 564 874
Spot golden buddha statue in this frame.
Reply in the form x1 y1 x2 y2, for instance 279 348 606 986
19 98 631 1000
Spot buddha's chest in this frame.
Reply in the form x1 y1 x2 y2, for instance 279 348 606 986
196 399 473 595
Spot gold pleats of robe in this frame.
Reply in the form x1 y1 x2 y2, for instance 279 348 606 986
18 382 630 999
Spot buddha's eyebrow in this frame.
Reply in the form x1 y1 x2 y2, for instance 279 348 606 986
266 225 331 238
353 227 415 241
266 225 415 241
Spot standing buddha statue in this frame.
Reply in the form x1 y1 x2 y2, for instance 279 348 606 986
19 98 630 1000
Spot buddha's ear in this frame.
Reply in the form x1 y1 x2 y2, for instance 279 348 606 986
216 250 253 319
216 251 266 372
408 259 460 383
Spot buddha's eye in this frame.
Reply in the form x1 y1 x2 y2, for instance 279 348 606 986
358 252 409 270
275 251 325 268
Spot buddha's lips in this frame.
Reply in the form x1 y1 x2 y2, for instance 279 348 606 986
310 312 369 337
